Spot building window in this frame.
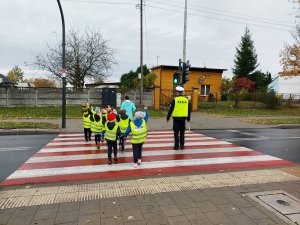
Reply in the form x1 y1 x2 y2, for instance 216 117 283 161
201 85 210 96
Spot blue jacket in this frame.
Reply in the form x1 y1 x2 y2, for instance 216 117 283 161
120 100 136 120
123 109 148 137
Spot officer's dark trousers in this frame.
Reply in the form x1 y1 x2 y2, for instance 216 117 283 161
173 120 185 147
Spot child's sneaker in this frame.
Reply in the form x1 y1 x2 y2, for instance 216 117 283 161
114 157 118 162
133 163 138 168
137 159 142 165
108 160 112 165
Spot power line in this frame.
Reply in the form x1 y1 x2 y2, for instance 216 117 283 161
146 0 294 28
165 0 293 26
61 0 136 6
61 0 292 32
145 4 291 32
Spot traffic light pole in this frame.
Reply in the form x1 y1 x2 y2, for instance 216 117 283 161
57 0 66 129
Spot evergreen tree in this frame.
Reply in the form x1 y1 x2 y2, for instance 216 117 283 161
232 27 259 79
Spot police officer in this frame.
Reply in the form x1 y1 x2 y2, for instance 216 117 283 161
167 86 191 150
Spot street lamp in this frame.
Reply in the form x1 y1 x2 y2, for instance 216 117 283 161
57 0 67 128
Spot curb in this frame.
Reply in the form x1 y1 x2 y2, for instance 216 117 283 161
0 128 61 136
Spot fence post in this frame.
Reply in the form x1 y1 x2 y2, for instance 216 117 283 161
6 87 9 107
87 88 90 103
253 91 256 109
289 94 292 108
35 88 38 107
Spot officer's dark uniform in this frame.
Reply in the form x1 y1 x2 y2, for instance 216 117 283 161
167 91 191 150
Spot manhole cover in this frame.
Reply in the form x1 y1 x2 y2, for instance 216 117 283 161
247 191 300 225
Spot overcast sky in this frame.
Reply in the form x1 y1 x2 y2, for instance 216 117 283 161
0 0 297 82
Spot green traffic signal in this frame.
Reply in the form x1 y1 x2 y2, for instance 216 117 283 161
173 72 179 85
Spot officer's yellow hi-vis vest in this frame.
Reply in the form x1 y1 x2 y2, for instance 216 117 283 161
104 123 118 141
82 112 91 128
118 117 130 134
171 96 188 117
91 114 104 133
130 119 147 144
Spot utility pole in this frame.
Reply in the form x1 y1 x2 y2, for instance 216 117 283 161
140 0 144 106
57 0 67 129
182 0 187 63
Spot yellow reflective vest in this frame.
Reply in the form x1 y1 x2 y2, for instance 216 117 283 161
130 119 147 144
105 123 119 141
91 114 104 133
118 117 130 134
171 96 188 117
82 112 91 128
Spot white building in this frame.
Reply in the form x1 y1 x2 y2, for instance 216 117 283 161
268 75 300 100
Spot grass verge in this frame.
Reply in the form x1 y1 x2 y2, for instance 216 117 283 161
0 122 60 129
0 106 167 119
201 108 300 117
247 118 300 125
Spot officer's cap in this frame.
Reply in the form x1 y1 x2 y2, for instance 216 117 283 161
175 86 184 92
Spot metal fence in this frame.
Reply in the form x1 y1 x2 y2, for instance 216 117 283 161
0 87 154 107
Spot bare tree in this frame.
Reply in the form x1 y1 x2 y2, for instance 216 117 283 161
32 28 117 88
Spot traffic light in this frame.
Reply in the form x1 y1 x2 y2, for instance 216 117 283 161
173 72 179 86
182 60 191 84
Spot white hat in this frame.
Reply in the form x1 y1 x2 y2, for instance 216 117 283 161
175 86 184 92
135 111 146 119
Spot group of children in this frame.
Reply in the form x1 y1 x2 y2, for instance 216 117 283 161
82 103 148 167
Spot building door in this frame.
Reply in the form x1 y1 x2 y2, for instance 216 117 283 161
102 88 116 107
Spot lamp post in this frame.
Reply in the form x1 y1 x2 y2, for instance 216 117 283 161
57 0 67 128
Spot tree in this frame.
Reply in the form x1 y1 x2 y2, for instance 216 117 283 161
120 65 152 102
233 77 255 107
32 78 57 88
32 28 116 89
280 43 300 76
233 77 255 93
144 72 157 90
251 70 272 89
221 77 234 94
232 27 259 79
6 66 24 83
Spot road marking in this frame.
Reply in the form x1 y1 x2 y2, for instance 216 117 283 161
7 155 283 179
1 131 295 186
0 147 32 152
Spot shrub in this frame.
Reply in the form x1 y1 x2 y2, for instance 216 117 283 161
260 90 282 109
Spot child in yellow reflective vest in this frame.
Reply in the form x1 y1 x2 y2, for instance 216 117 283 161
122 105 148 168
117 109 130 152
90 107 105 149
105 113 121 165
82 103 92 142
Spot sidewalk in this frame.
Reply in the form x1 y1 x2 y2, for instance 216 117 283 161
2 112 300 135
1 168 300 225
1 113 300 225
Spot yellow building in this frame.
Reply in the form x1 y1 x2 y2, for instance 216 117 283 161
151 65 226 109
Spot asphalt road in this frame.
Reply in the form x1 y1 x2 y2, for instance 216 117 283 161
0 128 299 183
196 128 300 164
0 134 57 182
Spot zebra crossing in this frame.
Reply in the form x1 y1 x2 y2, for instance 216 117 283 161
1 131 294 186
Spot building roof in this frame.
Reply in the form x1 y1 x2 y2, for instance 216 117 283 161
151 65 227 73
0 73 15 86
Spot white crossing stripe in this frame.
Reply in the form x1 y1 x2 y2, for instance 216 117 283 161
8 155 282 179
28 147 253 163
